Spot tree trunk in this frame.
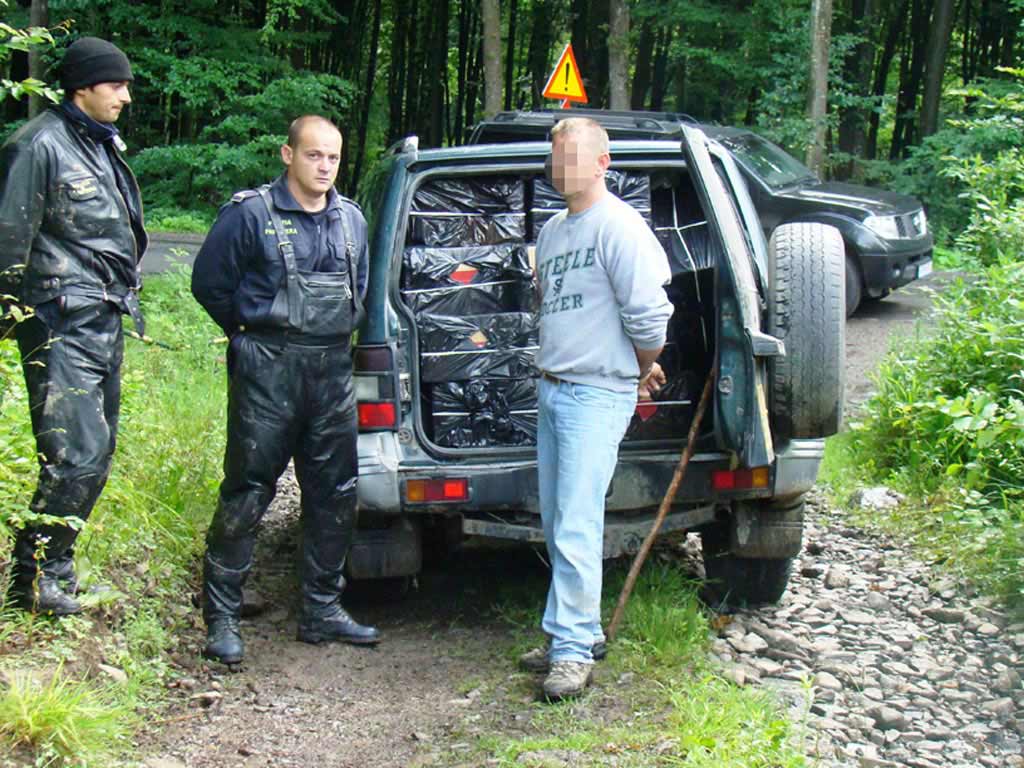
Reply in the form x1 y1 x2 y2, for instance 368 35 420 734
504 0 518 110
455 0 470 142
806 0 834 176
465 9 483 138
631 19 655 110
527 0 557 107
570 0 608 106
388 0 409 144
651 26 673 111
350 0 382 195
866 0 908 159
836 0 876 180
482 0 503 118
426 0 450 147
403 0 421 139
608 0 630 109
28 0 48 119
918 0 955 138
890 0 930 159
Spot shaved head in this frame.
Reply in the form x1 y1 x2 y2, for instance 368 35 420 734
287 115 342 149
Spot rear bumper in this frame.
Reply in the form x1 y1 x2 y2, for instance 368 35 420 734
357 433 825 516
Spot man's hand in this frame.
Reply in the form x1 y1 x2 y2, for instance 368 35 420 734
638 362 666 401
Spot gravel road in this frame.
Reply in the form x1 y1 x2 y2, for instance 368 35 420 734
144 273 1024 768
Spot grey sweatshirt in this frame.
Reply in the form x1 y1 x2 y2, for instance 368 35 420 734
535 192 674 393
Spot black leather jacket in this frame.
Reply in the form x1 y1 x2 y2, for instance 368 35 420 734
0 108 147 308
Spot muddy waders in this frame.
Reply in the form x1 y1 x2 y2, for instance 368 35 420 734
202 188 377 665
9 298 127 615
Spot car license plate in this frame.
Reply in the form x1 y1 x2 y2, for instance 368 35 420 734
917 261 933 278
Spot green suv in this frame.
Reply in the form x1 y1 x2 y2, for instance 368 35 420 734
348 122 845 608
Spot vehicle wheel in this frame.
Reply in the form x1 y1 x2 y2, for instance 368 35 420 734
844 253 863 317
700 522 793 610
767 222 845 439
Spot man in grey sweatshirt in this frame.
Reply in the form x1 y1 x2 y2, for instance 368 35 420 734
519 118 673 700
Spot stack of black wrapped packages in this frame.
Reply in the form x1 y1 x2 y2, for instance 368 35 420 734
408 175 526 246
404 176 539 448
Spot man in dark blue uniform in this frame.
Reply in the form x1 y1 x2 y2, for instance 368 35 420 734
191 115 377 665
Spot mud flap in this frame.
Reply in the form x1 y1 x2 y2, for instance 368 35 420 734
347 518 422 579
729 497 804 559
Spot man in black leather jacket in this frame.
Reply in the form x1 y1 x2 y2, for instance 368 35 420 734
0 37 146 615
191 115 378 665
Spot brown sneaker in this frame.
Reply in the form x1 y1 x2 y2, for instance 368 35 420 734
519 642 607 674
542 661 593 700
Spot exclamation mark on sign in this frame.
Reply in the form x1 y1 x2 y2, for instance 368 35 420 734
565 62 570 89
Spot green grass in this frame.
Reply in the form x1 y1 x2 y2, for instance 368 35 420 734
454 561 813 767
0 267 226 765
144 207 213 234
0 665 132 765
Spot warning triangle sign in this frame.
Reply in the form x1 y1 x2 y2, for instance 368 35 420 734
542 43 588 104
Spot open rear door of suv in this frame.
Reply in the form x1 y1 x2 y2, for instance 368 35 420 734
679 124 778 469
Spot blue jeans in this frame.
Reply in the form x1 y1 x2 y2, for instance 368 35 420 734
537 377 636 663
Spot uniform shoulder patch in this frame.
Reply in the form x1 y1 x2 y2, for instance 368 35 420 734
231 189 260 204
338 195 362 212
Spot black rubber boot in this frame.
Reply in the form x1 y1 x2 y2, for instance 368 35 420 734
201 554 248 665
203 616 244 665
9 575 82 616
297 606 380 646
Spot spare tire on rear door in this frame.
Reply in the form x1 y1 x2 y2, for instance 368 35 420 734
767 222 845 440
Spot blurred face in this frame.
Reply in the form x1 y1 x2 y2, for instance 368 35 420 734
549 129 609 200
281 122 343 201
74 81 131 123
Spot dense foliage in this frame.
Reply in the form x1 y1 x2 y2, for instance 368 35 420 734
849 74 1024 602
0 0 1020 233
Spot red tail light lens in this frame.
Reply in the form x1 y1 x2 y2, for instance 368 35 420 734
358 402 397 429
406 478 469 503
712 467 770 491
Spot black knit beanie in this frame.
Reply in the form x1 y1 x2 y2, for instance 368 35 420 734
60 37 133 92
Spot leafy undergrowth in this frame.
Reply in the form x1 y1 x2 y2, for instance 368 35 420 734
444 560 812 767
822 262 1024 611
0 267 225 766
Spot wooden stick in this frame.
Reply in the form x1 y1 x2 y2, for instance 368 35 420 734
606 367 717 641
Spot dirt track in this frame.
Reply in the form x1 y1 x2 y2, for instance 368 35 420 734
143 274 955 768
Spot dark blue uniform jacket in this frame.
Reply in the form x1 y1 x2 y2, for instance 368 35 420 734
191 174 369 336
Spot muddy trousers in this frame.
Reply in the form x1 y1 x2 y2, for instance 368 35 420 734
203 333 359 624
11 300 123 587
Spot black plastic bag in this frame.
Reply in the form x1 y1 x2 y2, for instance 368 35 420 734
430 378 538 447
412 176 526 213
418 312 538 353
409 212 527 247
656 224 719 274
402 245 532 290
420 346 538 383
402 279 537 317
418 312 539 383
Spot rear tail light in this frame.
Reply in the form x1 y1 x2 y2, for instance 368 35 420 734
355 343 401 432
358 402 397 429
405 477 469 503
712 466 770 491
